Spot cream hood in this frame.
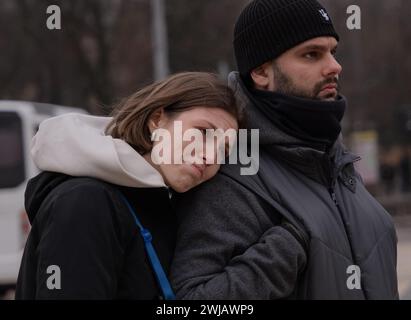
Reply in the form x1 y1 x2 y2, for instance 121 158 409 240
31 113 166 188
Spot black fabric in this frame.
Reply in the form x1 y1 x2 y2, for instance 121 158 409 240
16 172 176 300
246 86 346 150
234 0 339 76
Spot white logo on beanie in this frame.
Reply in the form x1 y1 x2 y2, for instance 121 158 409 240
319 9 330 21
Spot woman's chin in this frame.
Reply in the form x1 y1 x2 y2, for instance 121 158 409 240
171 184 193 193
165 167 204 193
168 178 195 193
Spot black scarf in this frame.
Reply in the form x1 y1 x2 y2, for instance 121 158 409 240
246 85 347 151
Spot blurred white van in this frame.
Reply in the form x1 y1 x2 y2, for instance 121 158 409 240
0 101 88 293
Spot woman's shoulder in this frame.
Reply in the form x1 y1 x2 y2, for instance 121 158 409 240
27 174 141 244
28 172 171 233
52 176 119 199
30 173 125 223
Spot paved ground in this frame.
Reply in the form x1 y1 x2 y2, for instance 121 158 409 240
394 215 411 300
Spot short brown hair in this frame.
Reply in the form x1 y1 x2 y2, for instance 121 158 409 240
106 72 243 154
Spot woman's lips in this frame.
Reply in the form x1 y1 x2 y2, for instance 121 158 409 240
190 164 205 178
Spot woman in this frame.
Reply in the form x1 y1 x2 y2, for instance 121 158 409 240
15 72 241 300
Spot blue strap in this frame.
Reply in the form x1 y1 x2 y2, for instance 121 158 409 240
119 193 176 300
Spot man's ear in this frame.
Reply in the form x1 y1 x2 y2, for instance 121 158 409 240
250 62 272 90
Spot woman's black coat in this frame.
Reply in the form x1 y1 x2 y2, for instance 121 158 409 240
16 172 176 299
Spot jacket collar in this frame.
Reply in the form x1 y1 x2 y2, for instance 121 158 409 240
228 72 361 189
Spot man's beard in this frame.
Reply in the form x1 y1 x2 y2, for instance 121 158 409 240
272 63 340 101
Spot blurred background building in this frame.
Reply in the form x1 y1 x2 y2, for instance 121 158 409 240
0 0 410 299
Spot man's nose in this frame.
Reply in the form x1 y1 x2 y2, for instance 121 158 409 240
323 54 342 78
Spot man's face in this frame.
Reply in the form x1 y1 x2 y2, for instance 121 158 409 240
253 37 342 101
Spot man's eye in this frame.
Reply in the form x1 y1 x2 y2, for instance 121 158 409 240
304 52 319 59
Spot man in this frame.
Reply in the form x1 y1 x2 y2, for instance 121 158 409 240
170 0 398 299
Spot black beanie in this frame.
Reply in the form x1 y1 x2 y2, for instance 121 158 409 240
234 0 340 77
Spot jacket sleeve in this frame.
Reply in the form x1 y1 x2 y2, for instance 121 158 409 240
34 183 125 299
170 173 308 300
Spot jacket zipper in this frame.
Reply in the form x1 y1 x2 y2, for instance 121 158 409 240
330 188 338 207
327 161 355 263
328 179 367 297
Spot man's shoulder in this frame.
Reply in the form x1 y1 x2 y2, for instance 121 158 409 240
176 164 273 212
219 163 271 197
174 164 285 231
197 164 262 196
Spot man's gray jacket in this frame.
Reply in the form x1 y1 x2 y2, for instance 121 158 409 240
170 73 399 300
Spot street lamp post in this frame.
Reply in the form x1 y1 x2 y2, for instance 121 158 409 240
151 0 170 81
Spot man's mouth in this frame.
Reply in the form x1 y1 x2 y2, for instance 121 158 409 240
321 83 337 91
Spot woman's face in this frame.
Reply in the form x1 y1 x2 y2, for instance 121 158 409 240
146 106 238 193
